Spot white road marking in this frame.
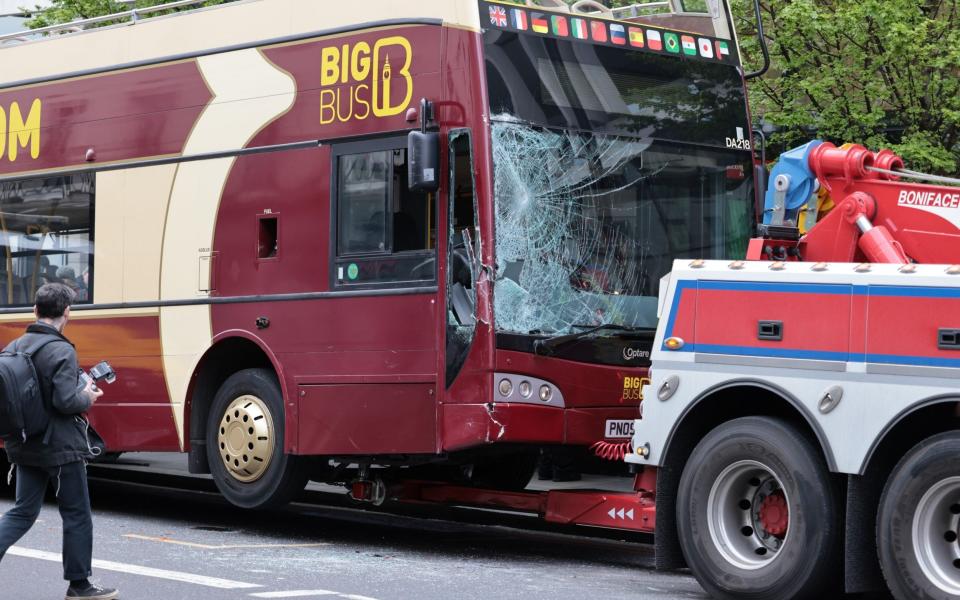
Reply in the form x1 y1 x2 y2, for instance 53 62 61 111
124 533 329 550
7 546 262 589
249 592 339 598
340 595 381 600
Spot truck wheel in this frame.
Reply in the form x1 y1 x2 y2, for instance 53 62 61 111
206 368 307 509
878 431 960 600
677 417 841 600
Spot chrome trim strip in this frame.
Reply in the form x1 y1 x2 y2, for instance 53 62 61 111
695 353 847 372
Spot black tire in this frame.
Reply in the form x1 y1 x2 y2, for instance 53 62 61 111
878 431 960 600
676 417 842 600
469 453 538 491
206 368 307 509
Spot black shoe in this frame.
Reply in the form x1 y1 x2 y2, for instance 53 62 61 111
65 582 119 600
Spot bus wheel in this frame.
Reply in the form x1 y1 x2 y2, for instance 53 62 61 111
878 431 960 600
469 453 538 491
677 417 841 600
206 368 307 509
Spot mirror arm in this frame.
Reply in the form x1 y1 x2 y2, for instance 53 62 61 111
419 98 435 133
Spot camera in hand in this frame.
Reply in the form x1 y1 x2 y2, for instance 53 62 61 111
89 361 116 384
79 361 117 392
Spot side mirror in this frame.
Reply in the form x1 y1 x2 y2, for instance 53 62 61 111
408 130 440 193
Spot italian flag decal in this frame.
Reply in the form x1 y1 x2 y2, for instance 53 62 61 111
571 18 588 39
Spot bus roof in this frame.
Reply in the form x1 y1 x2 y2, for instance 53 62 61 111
0 0 483 87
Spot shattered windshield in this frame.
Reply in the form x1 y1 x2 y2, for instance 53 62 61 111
485 23 754 338
492 120 753 335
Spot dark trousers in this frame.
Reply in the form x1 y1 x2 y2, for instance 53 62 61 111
0 461 93 581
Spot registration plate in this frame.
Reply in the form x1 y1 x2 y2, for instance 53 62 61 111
605 419 635 439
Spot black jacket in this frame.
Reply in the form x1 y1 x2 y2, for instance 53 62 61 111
3 322 94 467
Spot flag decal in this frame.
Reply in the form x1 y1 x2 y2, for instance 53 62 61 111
698 37 714 59
716 40 731 59
591 20 608 42
480 3 734 64
489 5 507 27
511 8 528 31
663 31 679 53
531 12 549 34
571 18 588 39
552 15 569 37
610 23 627 45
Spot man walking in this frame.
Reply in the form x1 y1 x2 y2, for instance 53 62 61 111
0 283 118 600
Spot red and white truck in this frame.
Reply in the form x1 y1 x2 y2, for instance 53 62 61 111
628 141 960 600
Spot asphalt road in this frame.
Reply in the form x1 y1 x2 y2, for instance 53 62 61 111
0 454 709 600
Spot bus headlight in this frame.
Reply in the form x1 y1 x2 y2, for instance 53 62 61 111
539 385 553 402
498 378 514 397
518 381 532 398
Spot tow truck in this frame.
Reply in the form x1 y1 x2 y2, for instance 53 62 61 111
629 141 960 599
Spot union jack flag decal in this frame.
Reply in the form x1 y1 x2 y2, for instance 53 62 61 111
489 5 508 27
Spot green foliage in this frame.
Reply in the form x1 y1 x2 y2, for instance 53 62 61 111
24 0 233 29
734 0 960 174
23 0 124 28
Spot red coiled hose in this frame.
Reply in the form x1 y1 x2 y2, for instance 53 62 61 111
591 440 631 461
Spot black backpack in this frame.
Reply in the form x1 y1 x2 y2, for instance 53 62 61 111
0 335 59 441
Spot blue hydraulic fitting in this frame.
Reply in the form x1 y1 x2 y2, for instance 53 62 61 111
762 140 824 225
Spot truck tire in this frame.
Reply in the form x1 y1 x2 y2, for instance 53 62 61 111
877 430 960 600
676 416 841 600
206 368 307 509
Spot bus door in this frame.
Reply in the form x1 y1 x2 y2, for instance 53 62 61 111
445 129 479 388
297 135 440 455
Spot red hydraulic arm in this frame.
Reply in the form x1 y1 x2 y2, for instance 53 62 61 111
749 142 960 265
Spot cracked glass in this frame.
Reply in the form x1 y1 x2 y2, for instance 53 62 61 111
485 31 754 336
492 121 752 335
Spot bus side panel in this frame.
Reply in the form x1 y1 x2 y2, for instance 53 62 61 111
0 61 211 178
298 384 436 455
0 316 180 451
211 81 442 455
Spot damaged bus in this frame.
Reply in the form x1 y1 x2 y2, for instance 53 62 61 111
0 0 754 513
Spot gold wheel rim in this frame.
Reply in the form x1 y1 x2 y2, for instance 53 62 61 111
217 394 275 483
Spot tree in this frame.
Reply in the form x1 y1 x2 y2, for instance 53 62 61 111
24 0 124 28
735 0 960 174
24 0 231 29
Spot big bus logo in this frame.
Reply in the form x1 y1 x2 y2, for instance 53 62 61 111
319 36 413 125
0 99 42 162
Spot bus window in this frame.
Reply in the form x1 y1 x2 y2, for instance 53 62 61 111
446 130 478 387
333 139 437 288
0 174 94 307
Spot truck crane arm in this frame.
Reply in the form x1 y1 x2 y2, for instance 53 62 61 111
748 140 960 265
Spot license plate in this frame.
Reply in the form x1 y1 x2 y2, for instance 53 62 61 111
605 419 634 439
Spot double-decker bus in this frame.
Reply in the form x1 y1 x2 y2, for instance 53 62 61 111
0 0 754 511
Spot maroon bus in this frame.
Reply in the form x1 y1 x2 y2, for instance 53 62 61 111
0 0 755 512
